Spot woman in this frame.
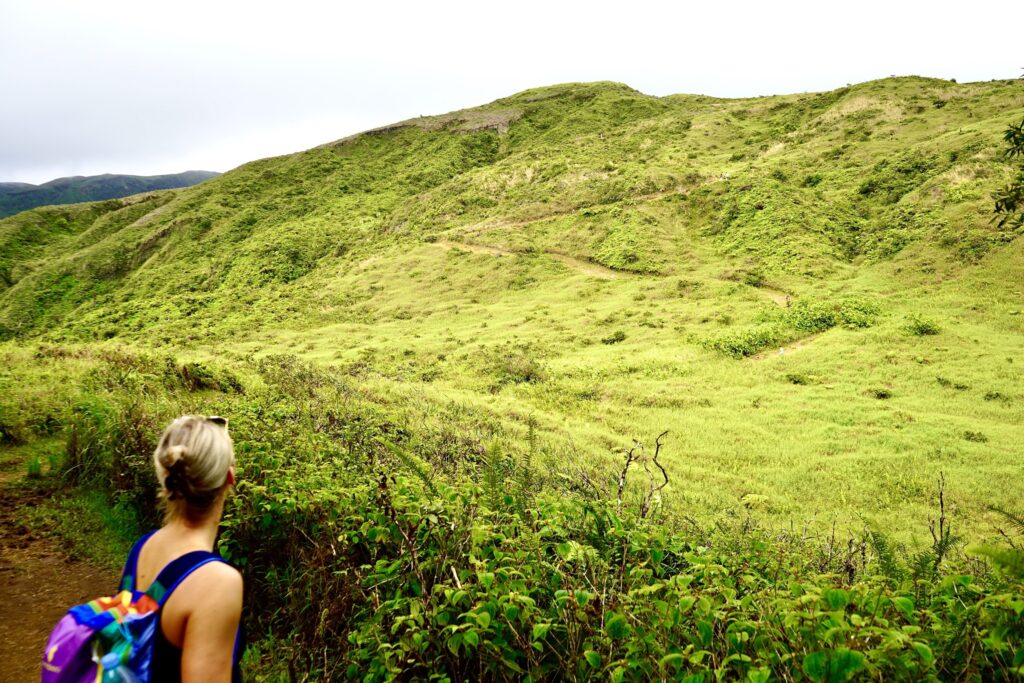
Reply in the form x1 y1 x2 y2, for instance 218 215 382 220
120 415 243 683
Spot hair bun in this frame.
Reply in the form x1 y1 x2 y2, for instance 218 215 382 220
161 444 187 468
161 445 189 500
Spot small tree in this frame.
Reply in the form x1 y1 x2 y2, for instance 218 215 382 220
993 115 1024 230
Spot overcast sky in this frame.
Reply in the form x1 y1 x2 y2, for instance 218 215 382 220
1 0 1020 184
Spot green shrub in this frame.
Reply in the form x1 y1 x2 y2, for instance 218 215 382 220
703 324 785 358
783 298 880 333
179 361 244 393
906 315 941 336
4 350 1023 682
601 330 626 345
857 151 938 204
490 345 546 385
705 298 879 358
742 269 766 287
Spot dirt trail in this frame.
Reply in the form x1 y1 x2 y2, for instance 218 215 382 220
434 240 627 280
750 333 821 361
453 186 693 240
760 286 790 307
0 460 117 682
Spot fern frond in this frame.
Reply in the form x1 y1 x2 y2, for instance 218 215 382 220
974 546 1024 580
869 529 906 584
988 505 1024 536
377 437 438 496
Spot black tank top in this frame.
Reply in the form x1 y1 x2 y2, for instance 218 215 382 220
151 611 244 682
121 532 244 682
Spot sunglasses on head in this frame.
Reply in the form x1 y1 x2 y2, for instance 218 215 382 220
206 415 228 428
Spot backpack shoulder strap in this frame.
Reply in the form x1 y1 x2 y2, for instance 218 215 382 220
119 530 158 592
145 550 225 607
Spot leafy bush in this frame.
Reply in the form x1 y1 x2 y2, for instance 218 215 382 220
490 345 546 385
783 298 880 333
179 361 244 393
906 315 941 336
5 349 1024 682
703 324 785 358
601 330 627 345
227 473 1024 682
857 151 938 204
703 298 880 358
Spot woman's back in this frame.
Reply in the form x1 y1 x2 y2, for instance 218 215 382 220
131 528 243 683
139 415 244 683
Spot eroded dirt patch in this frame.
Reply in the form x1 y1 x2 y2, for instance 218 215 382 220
0 484 117 682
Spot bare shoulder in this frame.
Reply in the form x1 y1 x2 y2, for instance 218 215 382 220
177 560 243 608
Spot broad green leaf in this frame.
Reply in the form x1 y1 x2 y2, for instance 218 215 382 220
659 653 684 669
583 650 601 668
829 648 866 681
605 613 630 639
803 651 827 682
823 589 849 610
892 596 915 619
697 620 713 647
747 668 771 683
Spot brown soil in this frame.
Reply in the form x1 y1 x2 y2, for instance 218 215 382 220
749 333 821 361
0 472 117 681
760 286 790 307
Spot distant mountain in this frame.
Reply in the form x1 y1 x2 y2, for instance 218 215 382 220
0 170 219 218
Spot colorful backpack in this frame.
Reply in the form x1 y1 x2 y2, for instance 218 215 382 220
42 532 225 683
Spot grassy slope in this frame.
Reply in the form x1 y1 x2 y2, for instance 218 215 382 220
1 77 1023 541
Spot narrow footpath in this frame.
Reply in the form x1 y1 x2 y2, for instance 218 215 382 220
0 461 116 682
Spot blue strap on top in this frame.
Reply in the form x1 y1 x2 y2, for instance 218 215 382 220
120 529 157 592
120 531 226 606
147 550 224 606
118 531 243 675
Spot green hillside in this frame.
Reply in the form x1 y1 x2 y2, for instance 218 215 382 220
1 77 1022 680
2 77 1022 530
0 170 219 219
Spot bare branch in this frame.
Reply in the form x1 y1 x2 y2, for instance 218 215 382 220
640 431 670 518
616 440 642 513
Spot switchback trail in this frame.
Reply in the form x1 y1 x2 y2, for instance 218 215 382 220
433 239 629 279
0 461 116 682
749 333 821 361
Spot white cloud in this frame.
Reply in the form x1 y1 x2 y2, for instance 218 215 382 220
1 0 1019 183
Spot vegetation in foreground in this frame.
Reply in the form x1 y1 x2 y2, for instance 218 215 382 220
0 77 1023 679
1 346 1022 681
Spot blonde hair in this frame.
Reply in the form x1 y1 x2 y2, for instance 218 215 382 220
153 415 234 521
